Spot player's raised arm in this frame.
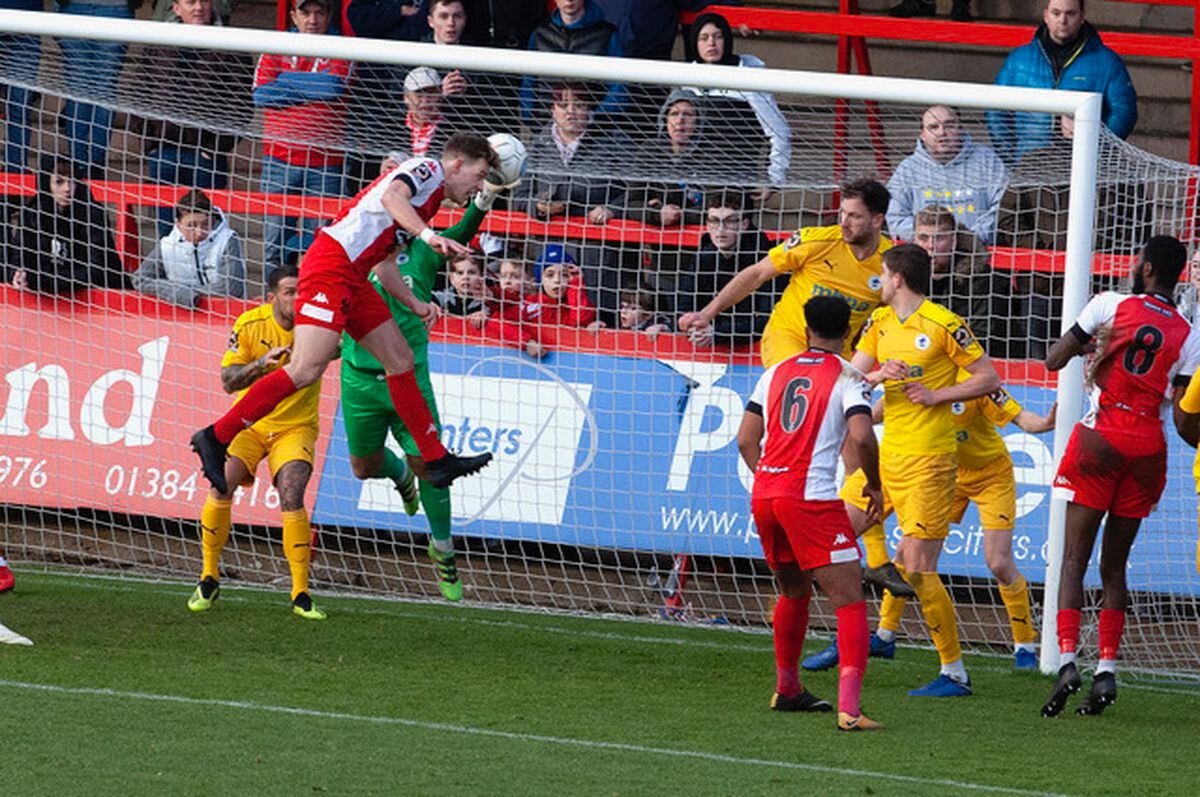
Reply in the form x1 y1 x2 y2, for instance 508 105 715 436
1044 326 1091 372
1045 292 1118 371
679 255 778 332
380 178 469 258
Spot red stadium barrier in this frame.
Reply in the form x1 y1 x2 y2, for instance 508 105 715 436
0 171 1132 277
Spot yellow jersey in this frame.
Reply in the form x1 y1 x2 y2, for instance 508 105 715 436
858 299 985 456
952 375 1023 471
221 303 320 436
1180 371 1200 486
763 225 891 359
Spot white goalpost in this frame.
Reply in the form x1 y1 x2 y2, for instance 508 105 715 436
0 9 1194 682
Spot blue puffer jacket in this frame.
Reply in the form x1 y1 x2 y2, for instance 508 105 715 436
985 22 1137 165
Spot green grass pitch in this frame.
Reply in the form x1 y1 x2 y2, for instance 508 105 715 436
2 571 1197 796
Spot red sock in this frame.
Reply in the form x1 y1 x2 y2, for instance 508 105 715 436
213 368 297 444
386 372 448 461
773 593 810 698
1098 608 1125 661
836 601 868 716
1057 607 1081 655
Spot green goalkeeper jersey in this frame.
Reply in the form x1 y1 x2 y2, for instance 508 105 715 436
341 202 487 369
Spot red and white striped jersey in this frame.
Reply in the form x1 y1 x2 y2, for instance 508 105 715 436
322 156 445 273
1074 291 1200 438
747 350 873 501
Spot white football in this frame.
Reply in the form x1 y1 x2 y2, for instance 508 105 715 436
487 132 527 186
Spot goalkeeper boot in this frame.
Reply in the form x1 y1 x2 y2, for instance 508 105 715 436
862 562 916 597
770 689 833 713
1040 661 1081 717
190 426 229 494
837 712 884 731
428 542 463 602
292 592 327 621
187 577 219 612
424 452 493 489
395 464 420 517
908 674 972 697
1076 672 1117 716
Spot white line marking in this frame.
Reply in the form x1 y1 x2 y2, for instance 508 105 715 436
25 571 1200 695
0 678 1071 797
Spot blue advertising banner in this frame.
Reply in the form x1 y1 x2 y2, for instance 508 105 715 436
313 341 1200 595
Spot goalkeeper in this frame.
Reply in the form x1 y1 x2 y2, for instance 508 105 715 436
338 161 519 601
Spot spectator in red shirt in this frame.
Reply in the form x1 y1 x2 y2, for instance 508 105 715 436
253 0 353 278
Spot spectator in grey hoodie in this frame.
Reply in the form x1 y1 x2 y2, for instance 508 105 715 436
886 105 1008 244
133 189 246 307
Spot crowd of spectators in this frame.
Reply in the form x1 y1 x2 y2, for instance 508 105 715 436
0 0 1151 362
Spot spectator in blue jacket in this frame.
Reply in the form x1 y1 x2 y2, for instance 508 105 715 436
0 0 42 173
593 0 724 61
521 0 626 121
985 0 1137 166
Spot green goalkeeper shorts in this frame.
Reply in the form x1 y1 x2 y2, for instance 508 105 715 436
340 359 441 460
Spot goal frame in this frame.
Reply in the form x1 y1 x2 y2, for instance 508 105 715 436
0 8 1102 675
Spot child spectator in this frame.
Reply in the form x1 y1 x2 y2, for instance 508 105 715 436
132 189 246 307
5 156 128 296
525 244 602 331
433 252 490 318
618 285 672 339
253 0 351 278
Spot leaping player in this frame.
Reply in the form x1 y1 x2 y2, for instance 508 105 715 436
191 133 500 494
1041 236 1200 717
737 295 888 731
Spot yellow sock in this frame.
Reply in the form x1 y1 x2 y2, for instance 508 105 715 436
860 523 889 569
908 571 962 666
878 560 909 633
281 509 312 600
200 496 232 582
997 575 1037 645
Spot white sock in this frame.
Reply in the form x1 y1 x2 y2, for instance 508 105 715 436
875 628 896 643
1015 642 1036 654
0 556 8 568
1060 651 1077 667
940 658 968 683
431 536 453 554
1096 658 1117 675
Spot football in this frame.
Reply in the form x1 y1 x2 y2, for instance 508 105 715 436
487 132 527 187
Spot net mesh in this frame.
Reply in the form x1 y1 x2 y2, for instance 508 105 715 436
0 24 1197 682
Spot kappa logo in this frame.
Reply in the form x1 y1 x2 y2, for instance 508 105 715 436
833 533 850 545
313 292 329 304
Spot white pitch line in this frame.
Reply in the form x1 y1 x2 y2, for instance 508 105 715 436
26 572 1200 695
0 678 1072 797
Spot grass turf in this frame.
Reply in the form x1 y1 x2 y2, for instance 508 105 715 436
2 571 1197 796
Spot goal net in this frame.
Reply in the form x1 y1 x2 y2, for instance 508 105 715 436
0 13 1196 682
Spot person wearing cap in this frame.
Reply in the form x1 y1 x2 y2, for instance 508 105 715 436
253 0 352 281
399 66 452 160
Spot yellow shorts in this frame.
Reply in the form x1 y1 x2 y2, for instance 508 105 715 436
227 424 318 487
759 323 807 368
881 451 957 540
839 467 895 520
953 457 1017 531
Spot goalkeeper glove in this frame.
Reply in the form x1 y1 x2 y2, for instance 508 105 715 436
475 176 520 211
